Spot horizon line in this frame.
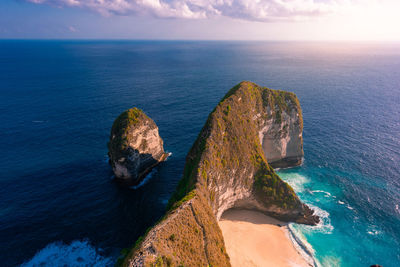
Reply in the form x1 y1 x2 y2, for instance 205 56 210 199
1 38 400 43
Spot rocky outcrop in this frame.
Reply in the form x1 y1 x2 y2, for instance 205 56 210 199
118 82 318 267
108 108 168 185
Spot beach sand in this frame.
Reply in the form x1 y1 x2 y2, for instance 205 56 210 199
218 209 310 267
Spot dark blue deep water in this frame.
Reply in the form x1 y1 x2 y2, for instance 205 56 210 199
0 41 399 267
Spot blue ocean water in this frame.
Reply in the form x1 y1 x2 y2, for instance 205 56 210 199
0 40 399 267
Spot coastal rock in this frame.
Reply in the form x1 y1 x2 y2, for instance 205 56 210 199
119 82 319 267
108 108 168 185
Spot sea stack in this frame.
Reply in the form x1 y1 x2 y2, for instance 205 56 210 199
108 107 168 185
119 82 319 267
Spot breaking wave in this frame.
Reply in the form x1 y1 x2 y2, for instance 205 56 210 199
279 172 310 193
307 204 334 234
20 240 113 267
311 190 332 198
287 224 318 267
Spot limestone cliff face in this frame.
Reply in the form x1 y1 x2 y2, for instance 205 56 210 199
119 82 318 267
108 108 168 185
258 89 304 168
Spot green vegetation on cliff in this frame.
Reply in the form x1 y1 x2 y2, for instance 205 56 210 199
108 107 143 159
261 89 303 127
167 81 302 212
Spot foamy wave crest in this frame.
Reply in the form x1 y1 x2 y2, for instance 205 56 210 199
20 240 113 267
367 229 381 236
278 173 309 193
131 169 157 190
311 190 332 198
367 225 382 236
305 204 334 234
288 204 335 267
287 224 317 267
337 200 354 211
165 152 172 160
319 255 342 267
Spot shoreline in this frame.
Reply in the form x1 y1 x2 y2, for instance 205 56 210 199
287 223 318 267
218 209 313 267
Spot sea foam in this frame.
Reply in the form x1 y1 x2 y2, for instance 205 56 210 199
131 168 157 190
20 240 113 267
165 152 172 160
287 224 318 267
307 204 334 234
312 190 332 198
287 203 335 267
279 172 310 193
130 152 172 190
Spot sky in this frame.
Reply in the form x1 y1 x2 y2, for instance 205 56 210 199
1 0 400 40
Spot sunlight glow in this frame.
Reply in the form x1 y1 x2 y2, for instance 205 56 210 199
328 0 400 40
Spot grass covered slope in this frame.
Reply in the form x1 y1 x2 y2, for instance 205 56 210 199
121 81 318 266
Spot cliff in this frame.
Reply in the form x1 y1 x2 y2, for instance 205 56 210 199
108 108 168 185
259 87 304 168
119 81 318 266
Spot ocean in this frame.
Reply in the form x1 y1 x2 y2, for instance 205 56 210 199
0 40 399 267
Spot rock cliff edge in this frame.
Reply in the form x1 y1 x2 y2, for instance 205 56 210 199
119 82 319 267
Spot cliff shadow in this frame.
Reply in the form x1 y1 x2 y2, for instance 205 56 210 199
219 208 288 227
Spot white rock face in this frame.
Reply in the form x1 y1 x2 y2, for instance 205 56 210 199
215 170 253 220
258 106 303 168
213 168 306 221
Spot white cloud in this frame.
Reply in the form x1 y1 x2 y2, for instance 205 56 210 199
26 0 342 21
26 0 398 24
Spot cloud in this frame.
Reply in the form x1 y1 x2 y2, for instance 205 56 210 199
25 0 346 21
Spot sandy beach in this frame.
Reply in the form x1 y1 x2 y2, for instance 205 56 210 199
218 209 310 267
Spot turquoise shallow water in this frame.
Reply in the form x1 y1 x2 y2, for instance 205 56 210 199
279 165 400 267
0 41 399 266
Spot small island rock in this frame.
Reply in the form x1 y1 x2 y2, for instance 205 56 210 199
108 108 168 185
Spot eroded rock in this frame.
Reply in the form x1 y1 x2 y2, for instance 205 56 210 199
108 108 168 185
